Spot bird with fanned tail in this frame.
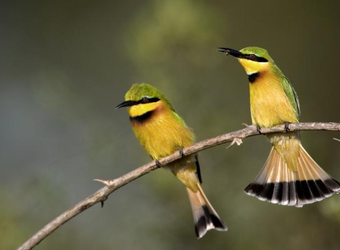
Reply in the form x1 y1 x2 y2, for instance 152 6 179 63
219 46 340 207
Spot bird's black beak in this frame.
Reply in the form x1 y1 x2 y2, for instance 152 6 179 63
217 47 244 58
116 100 137 109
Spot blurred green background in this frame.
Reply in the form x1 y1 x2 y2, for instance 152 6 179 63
1 0 340 249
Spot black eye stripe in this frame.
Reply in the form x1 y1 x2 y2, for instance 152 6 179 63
138 97 160 104
148 97 160 102
243 54 268 62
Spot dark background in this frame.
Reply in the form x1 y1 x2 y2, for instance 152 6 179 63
1 0 340 249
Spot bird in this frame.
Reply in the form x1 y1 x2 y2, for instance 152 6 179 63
218 46 340 207
115 83 227 238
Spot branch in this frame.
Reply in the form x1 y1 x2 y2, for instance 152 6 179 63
17 122 340 250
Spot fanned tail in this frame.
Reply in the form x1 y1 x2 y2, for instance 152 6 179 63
187 185 227 238
245 145 340 207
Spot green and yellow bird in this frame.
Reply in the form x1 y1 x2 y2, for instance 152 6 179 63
116 83 227 238
218 46 340 207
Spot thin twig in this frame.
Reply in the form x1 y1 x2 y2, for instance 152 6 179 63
17 122 340 250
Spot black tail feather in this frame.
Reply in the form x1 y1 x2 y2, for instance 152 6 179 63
195 205 227 238
245 179 340 207
245 145 340 207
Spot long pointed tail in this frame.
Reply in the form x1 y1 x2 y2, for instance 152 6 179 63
187 185 227 238
245 145 340 207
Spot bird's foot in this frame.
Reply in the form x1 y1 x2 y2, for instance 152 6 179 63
155 160 162 168
179 147 185 158
257 125 263 134
284 122 291 132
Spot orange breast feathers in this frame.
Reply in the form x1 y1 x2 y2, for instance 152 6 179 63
249 71 298 128
128 101 195 160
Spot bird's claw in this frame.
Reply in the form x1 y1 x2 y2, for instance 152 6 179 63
257 126 263 134
284 122 291 132
179 147 185 158
155 160 162 168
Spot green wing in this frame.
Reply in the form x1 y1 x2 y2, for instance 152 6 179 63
282 77 301 118
173 111 187 126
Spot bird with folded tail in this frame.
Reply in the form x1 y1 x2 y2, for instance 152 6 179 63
116 83 227 238
219 46 340 207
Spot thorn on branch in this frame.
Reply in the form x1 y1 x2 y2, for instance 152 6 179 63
334 138 340 143
226 138 243 149
101 196 108 208
94 178 112 186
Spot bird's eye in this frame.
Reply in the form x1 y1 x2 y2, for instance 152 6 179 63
249 54 257 60
141 97 149 103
